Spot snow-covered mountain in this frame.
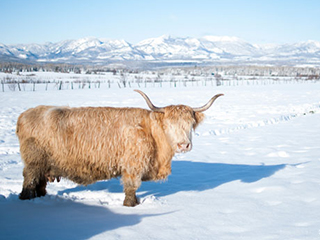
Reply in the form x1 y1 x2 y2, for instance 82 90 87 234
1 36 320 65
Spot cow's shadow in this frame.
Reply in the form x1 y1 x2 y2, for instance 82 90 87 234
0 194 159 240
59 161 286 198
141 161 286 197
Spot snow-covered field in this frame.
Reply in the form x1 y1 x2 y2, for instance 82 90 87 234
0 81 320 239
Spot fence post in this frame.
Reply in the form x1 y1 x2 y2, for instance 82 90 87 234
1 81 4 92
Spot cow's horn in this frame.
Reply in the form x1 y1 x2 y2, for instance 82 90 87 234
193 94 224 112
134 90 165 112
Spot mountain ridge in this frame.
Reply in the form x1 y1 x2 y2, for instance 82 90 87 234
1 35 320 65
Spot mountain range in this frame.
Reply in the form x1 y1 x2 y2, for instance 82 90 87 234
1 35 320 65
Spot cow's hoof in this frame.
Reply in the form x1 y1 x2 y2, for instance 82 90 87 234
19 188 36 200
123 196 139 207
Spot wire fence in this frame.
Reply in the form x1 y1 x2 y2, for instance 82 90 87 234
1 77 319 92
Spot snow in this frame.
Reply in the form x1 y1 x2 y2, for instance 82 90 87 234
1 81 320 239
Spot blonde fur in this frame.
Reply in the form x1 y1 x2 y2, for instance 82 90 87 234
17 103 205 206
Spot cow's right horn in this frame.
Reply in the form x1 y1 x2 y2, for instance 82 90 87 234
134 90 165 112
193 94 224 112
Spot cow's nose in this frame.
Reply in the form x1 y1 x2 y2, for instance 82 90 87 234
177 142 192 152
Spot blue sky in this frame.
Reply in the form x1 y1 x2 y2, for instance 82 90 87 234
1 0 319 45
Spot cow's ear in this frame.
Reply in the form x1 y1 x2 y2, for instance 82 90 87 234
194 112 205 130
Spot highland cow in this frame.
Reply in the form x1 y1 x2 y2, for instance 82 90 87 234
16 90 223 206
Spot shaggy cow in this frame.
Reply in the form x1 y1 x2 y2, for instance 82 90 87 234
17 90 223 206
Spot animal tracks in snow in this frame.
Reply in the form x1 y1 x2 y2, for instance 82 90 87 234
201 103 320 137
58 191 164 208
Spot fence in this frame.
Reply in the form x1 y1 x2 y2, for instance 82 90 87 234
0 80 103 92
1 77 319 92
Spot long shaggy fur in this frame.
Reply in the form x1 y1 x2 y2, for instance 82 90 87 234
17 104 205 206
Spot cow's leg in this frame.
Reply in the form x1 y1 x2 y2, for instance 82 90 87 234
36 177 47 197
19 138 48 200
20 166 38 199
20 166 48 199
122 171 141 207
124 188 139 207
121 128 152 207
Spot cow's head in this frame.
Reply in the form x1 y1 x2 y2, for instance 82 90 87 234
135 90 223 153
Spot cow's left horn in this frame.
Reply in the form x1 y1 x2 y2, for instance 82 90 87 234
193 94 224 112
134 90 165 112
